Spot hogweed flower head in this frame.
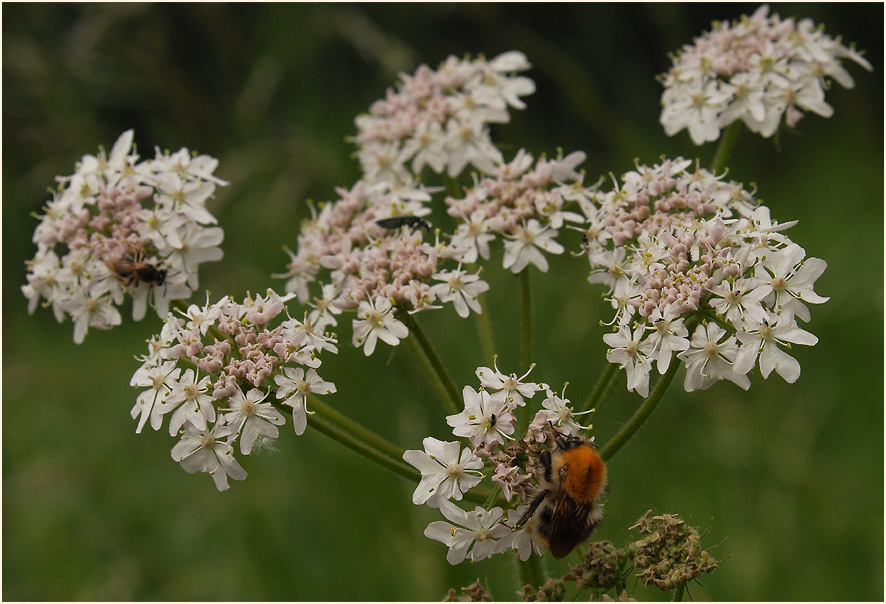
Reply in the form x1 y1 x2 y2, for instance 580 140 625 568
583 158 827 394
131 289 337 490
404 362 603 565
353 51 535 183
660 5 872 144
22 130 226 342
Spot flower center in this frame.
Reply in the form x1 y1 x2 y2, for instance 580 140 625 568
446 464 464 478
704 340 719 358
201 433 215 449
771 276 788 292
241 399 256 416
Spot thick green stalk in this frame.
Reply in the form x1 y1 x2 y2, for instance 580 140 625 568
308 395 405 461
598 359 680 462
520 268 533 372
473 294 496 365
295 400 505 506
672 583 685 602
710 121 742 174
306 413 420 482
445 175 462 199
399 311 462 414
518 554 546 593
578 362 618 414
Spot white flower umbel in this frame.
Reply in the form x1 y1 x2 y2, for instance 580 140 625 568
502 219 564 274
353 51 534 185
733 300 819 383
659 5 872 143
23 130 227 342
583 158 828 394
429 267 490 318
351 296 410 356
171 420 247 492
402 437 484 505
224 388 286 455
677 322 750 392
131 289 337 489
536 384 593 437
475 356 544 408
424 499 509 565
604 325 655 397
446 386 516 448
274 367 337 436
130 360 181 434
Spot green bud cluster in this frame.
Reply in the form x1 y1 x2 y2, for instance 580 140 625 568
630 510 719 591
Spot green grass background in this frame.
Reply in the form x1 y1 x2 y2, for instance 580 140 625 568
3 3 882 601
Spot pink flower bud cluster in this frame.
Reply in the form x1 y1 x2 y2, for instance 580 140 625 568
660 5 872 144
131 289 338 491
446 148 586 273
22 130 227 343
353 51 535 183
584 158 827 396
276 179 491 356
404 360 597 564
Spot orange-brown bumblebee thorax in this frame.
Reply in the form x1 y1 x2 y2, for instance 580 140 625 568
553 445 607 504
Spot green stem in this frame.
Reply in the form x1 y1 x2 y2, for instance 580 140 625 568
710 121 742 174
672 583 685 602
474 294 496 365
520 268 533 372
518 554 546 592
306 413 420 482
399 311 462 414
445 175 462 198
308 395 405 461
598 359 680 462
578 362 618 414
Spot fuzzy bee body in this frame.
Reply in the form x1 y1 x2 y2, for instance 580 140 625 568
514 437 608 559
375 216 432 231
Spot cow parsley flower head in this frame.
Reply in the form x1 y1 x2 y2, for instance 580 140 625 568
660 5 872 144
583 158 826 394
22 130 227 343
132 289 337 490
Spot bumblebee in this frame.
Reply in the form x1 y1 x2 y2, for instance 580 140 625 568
513 437 608 559
106 246 168 287
375 216 432 231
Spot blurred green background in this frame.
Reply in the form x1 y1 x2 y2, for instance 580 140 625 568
3 3 882 601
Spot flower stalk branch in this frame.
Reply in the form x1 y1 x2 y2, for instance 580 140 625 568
579 362 619 414
710 121 742 174
520 268 533 373
399 311 463 414
598 359 680 462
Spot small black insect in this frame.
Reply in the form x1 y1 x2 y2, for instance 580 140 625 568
375 216 432 231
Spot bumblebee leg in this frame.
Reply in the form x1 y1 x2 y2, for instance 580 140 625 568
512 490 549 531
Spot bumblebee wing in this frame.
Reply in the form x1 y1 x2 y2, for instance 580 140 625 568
545 493 600 559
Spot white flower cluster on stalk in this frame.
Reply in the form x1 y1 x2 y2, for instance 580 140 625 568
274 179 490 356
353 51 535 183
403 360 595 565
130 289 337 490
659 4 872 144
580 158 826 396
274 146 589 357
22 130 226 343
